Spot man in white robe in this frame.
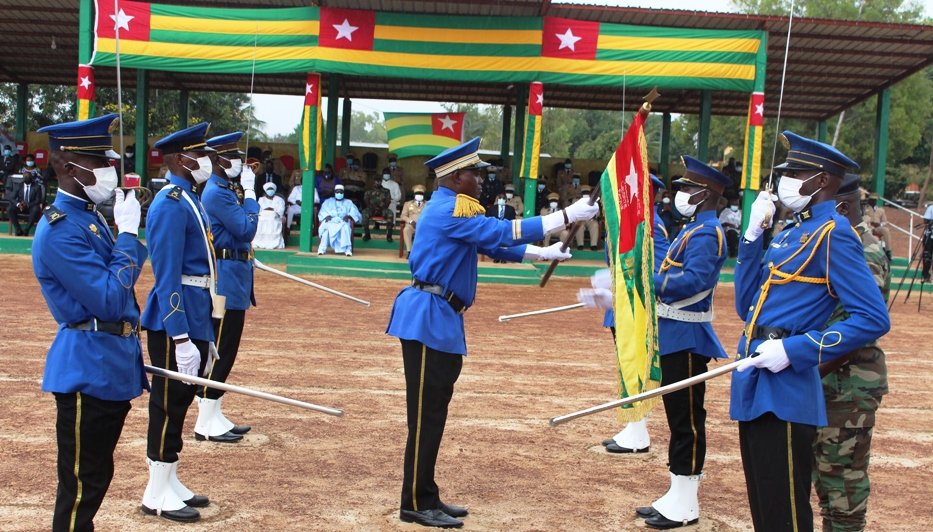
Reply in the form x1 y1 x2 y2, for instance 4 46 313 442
253 182 285 249
317 184 361 256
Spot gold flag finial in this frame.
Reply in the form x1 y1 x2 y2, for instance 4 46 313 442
640 87 660 114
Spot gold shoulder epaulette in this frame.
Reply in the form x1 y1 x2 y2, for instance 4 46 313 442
453 194 486 218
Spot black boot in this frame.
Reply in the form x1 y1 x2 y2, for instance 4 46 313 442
362 227 371 241
387 227 394 243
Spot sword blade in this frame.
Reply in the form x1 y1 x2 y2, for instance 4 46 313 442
145 365 344 417
499 303 585 322
253 258 371 306
549 359 743 427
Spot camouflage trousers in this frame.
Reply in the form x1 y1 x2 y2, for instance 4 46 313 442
813 397 882 532
361 207 395 227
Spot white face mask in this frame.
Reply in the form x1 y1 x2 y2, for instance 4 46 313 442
506 193 513 199
778 173 821 212
224 158 242 178
383 174 391 181
265 189 275 197
674 190 705 217
414 194 424 202
730 205 739 212
662 197 671 204
537 184 545 191
72 163 118 204
497 198 506 206
488 173 496 179
181 153 212 184
389 162 397 168
335 192 345 200
549 201 559 209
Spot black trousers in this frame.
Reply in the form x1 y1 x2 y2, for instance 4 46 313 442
53 392 131 532
400 339 463 512
739 413 816 532
661 351 709 476
8 203 41 234
196 310 246 400
146 330 208 463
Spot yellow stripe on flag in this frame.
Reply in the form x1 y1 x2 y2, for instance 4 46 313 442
374 25 540 45
150 16 319 36
301 105 311 170
384 114 433 130
388 134 460 152
597 35 760 53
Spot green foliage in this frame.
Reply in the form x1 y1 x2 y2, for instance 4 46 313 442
730 0 925 22
335 109 387 144
442 103 503 151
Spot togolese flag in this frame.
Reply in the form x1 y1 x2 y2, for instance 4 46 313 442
520 81 543 181
298 73 322 172
76 65 96 121
384 112 465 159
600 109 661 423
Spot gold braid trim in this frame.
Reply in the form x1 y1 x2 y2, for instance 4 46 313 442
453 194 486 218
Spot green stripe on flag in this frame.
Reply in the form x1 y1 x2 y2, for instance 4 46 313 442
150 30 318 48
598 24 762 41
375 12 541 30
386 124 434 139
373 40 540 58
594 49 755 65
389 145 453 159
149 4 319 21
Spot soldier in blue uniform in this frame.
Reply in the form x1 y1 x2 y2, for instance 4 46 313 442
732 132 890 532
32 114 149 532
386 137 599 529
597 175 671 455
195 132 259 442
139 123 220 522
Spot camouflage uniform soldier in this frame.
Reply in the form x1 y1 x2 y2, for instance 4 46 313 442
814 174 890 532
362 178 394 242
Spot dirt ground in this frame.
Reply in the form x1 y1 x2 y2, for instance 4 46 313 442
1 253 930 531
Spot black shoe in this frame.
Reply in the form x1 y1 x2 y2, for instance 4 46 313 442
606 442 649 453
184 495 210 508
141 504 200 522
645 513 698 529
576 245 584 250
602 438 616 447
362 232 371 242
406 251 410 260
230 425 251 435
194 430 243 443
590 246 598 251
636 506 659 519
399 508 463 528
387 234 394 243
15 230 24 237
439 502 469 518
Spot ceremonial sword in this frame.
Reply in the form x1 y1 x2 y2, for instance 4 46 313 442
145 365 343 417
253 258 371 306
498 303 584 322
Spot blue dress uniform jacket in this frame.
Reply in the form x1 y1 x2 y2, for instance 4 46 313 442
33 193 149 401
604 211 669 327
201 174 259 310
654 210 728 359
387 187 546 355
141 173 216 342
731 200 891 426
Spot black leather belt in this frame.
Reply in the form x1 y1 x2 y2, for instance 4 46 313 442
68 319 135 337
218 248 251 261
412 279 468 314
744 324 791 341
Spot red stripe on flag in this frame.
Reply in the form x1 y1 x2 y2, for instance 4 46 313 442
431 113 465 141
305 73 320 107
528 82 544 116
319 7 375 51
613 111 648 255
96 0 151 41
77 65 95 101
749 92 764 127
541 17 599 61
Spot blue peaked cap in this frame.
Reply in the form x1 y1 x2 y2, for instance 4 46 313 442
207 132 245 155
37 113 121 160
650 174 665 190
775 131 859 177
424 137 490 178
674 155 732 194
154 122 214 155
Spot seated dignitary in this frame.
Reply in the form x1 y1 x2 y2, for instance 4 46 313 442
504 183 524 218
540 192 569 247
485 193 516 220
732 132 890 532
254 182 286 249
7 169 44 235
386 137 599 528
318 184 361 256
33 114 149 532
400 184 427 258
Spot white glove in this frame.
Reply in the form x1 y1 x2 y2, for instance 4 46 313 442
174 340 201 383
743 191 774 242
565 196 600 224
737 339 791 373
112 189 141 236
591 268 611 290
203 341 220 377
577 288 613 309
534 242 573 261
239 165 256 192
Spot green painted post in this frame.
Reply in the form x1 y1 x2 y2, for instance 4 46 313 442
698 90 712 163
15 84 27 142
340 97 351 157
873 89 891 204
135 70 149 185
323 74 340 169
659 112 671 183
78 0 93 64
178 90 190 129
500 103 512 168
817 120 827 144
512 84 527 180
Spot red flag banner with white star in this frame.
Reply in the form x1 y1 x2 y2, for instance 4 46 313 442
76 65 96 121
384 112 465 159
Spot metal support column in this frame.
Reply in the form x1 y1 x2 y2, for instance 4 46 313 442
178 90 190 129
500 103 512 168
659 112 671 183
872 89 891 204
15 84 27 142
323 74 340 169
817 120 827 144
135 70 149 184
340 97 351 158
697 90 712 163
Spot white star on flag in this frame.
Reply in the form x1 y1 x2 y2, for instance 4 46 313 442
79 76 92 90
333 19 358 41
306 83 315 95
755 103 764 116
556 28 582 51
110 8 134 32
625 159 638 201
536 93 544 105
438 114 457 132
